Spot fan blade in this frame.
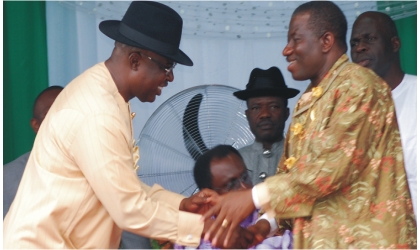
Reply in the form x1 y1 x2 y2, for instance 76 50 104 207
182 93 209 161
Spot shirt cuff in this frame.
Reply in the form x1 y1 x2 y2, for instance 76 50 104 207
257 213 278 237
252 182 275 218
176 211 204 247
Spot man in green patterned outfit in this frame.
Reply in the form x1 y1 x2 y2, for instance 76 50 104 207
202 2 417 249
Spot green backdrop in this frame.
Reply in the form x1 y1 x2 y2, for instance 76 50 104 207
395 15 417 75
2 2 418 164
3 1 49 164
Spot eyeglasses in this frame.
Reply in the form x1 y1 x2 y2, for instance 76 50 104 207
135 52 177 76
214 169 253 193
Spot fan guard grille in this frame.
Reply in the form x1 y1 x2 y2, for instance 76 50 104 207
137 85 255 196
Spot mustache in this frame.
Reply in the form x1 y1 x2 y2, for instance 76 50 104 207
354 56 371 63
257 119 274 127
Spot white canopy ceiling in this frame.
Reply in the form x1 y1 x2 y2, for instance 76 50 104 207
46 1 417 137
60 1 416 40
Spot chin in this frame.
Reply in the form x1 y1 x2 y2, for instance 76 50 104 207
261 133 283 141
291 74 308 81
137 96 155 103
258 134 275 141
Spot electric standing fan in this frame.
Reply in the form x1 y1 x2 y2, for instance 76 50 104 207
136 85 255 196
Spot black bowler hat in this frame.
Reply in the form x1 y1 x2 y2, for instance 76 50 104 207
99 1 193 66
234 67 300 100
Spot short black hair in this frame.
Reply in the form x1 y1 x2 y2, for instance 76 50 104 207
363 11 399 39
193 144 242 190
32 85 64 118
293 1 348 50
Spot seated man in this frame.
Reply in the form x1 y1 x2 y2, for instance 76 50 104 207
175 145 292 249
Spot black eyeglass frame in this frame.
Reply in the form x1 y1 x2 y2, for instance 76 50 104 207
213 169 253 193
135 51 176 76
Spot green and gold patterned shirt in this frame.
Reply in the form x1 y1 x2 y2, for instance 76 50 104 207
265 54 416 249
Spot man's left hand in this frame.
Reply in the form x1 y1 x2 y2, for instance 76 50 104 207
179 188 219 214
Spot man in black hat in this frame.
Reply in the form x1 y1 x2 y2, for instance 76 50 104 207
234 67 299 185
3 2 253 248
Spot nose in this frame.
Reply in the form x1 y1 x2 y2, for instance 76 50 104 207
259 105 271 118
355 42 367 53
166 70 174 82
283 42 292 57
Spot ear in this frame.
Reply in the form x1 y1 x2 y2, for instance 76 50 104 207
286 107 290 120
320 31 335 53
30 118 40 133
391 36 401 53
129 52 141 71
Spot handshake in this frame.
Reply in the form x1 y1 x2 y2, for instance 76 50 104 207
180 188 273 249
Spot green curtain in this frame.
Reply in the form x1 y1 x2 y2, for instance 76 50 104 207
395 15 417 75
3 1 49 164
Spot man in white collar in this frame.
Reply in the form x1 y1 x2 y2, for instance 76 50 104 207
350 11 417 217
234 67 299 185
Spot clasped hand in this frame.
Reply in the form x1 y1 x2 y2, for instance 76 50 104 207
180 188 267 248
179 188 219 214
